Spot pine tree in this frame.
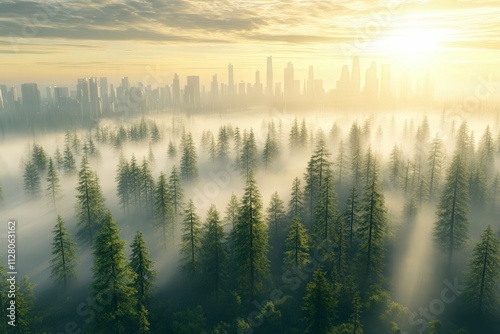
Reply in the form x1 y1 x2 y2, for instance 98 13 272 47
233 173 270 301
288 177 304 221
223 193 239 230
348 123 363 188
299 118 308 147
428 136 444 199
462 225 500 318
50 215 77 291
266 192 287 248
289 117 300 151
31 143 48 172
76 155 106 245
335 140 348 186
233 126 242 162
433 151 470 276
283 216 311 271
46 158 62 210
262 130 279 169
180 132 198 182
356 164 387 288
154 172 173 251
168 141 177 159
344 185 360 250
54 146 64 170
168 165 184 218
16 276 36 334
23 160 41 197
302 266 335 334
200 205 228 307
90 211 138 333
130 231 157 334
313 167 337 242
304 137 332 228
389 144 402 187
63 131 76 174
217 126 230 162
180 200 202 278
209 136 217 163
116 157 131 214
129 155 141 210
239 129 258 180
139 158 155 218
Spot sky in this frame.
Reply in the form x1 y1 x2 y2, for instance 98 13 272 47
1 0 500 93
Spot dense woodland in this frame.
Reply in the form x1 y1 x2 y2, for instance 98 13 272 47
0 109 499 334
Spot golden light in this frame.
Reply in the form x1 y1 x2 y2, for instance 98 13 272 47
372 25 449 67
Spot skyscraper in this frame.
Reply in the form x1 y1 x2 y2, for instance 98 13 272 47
184 76 200 107
307 65 314 98
100 77 109 113
254 70 263 96
172 73 180 106
228 63 235 96
88 77 101 118
210 74 219 101
266 56 273 98
77 78 90 114
21 83 40 114
284 62 294 101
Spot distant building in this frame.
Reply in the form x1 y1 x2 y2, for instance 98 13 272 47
172 74 181 106
184 76 200 107
266 56 273 98
379 64 391 103
21 83 40 114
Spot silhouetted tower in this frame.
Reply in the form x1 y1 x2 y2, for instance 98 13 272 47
307 65 314 98
172 73 180 106
266 56 273 98
228 63 235 96
21 83 40 115
284 62 294 102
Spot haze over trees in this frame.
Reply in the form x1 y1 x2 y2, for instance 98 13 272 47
1 111 499 333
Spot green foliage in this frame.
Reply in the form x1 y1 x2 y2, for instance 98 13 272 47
180 200 202 277
233 173 270 301
50 215 77 290
23 160 41 197
463 225 500 318
45 158 62 209
154 172 174 250
200 205 228 307
180 132 198 182
313 167 337 242
90 211 138 333
31 143 48 172
302 266 335 334
169 165 184 217
239 129 258 180
288 177 304 221
172 305 207 334
283 216 311 270
266 191 287 247
75 155 107 245
356 165 387 288
224 193 239 230
428 135 444 198
433 151 470 275
130 231 157 333
168 140 177 159
63 130 76 174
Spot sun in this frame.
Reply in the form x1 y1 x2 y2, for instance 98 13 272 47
372 25 449 67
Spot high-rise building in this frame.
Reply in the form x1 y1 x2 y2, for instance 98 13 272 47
307 65 314 98
172 74 180 106
228 63 235 96
21 83 40 114
266 56 273 97
184 76 200 107
254 70 263 96
211 74 219 101
0 89 4 111
284 62 295 101
100 77 109 113
77 78 90 114
88 77 101 118
121 77 130 93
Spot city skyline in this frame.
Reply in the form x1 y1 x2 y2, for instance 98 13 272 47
0 0 499 95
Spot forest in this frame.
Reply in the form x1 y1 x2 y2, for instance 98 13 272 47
0 108 499 334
